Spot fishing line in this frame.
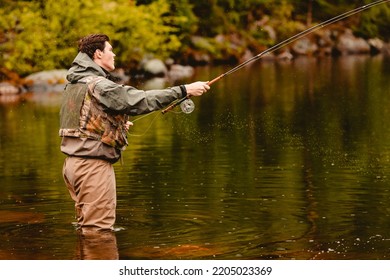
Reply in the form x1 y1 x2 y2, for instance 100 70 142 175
127 108 185 137
161 0 390 114
127 111 161 137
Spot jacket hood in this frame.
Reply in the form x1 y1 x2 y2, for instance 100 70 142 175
66 52 108 83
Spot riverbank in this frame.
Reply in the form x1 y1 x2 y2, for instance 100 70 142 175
1 25 389 97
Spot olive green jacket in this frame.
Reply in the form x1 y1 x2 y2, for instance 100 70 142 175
60 52 186 163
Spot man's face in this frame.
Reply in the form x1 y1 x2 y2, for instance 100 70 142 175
94 41 116 71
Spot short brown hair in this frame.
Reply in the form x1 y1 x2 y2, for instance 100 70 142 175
78 34 110 59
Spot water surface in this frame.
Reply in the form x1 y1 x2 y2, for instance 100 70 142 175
1 55 390 259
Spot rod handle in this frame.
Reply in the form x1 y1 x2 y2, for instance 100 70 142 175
207 74 225 86
161 99 182 114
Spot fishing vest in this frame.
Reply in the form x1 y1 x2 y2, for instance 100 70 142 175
59 76 129 151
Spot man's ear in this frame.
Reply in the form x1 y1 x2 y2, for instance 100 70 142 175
94 49 103 59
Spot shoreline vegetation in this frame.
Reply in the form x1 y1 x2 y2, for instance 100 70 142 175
1 0 390 96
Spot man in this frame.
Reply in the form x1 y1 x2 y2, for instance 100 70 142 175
60 34 210 234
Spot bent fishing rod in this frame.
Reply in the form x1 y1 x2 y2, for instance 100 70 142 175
161 0 390 114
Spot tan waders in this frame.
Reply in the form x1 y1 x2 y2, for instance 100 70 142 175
63 156 116 231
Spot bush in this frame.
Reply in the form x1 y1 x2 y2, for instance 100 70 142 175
0 0 183 76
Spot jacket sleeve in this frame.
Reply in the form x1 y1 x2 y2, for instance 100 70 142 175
93 79 186 115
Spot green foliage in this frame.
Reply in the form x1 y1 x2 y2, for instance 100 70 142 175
267 1 305 41
0 1 49 75
109 0 182 64
1 0 390 76
0 0 184 76
355 3 390 39
166 0 198 38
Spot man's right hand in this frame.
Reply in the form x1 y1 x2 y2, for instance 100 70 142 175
185 81 210 97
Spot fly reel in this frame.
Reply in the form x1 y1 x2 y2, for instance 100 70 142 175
180 99 195 114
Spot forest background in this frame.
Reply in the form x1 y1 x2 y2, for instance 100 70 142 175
1 0 390 77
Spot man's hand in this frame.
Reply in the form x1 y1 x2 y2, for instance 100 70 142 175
124 121 133 132
185 81 210 97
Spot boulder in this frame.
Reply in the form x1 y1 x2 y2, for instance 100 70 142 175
142 77 167 90
24 69 68 92
314 29 334 56
168 64 194 81
291 37 318 55
368 38 385 54
0 82 20 96
277 50 293 60
335 29 371 55
141 58 168 77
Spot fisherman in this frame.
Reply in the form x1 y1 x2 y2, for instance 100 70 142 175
59 34 210 234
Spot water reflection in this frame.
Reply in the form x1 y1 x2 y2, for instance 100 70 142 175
1 56 390 259
76 230 119 260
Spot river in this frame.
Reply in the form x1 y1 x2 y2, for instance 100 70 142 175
1 55 390 259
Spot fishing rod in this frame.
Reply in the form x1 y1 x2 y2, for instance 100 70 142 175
161 0 390 114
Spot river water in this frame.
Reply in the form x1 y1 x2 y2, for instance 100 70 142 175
1 55 390 260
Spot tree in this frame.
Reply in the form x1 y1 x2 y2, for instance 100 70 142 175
0 0 183 76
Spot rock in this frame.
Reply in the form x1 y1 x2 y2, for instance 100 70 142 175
0 82 23 103
259 52 276 61
187 51 211 65
317 29 333 47
277 50 293 60
168 64 194 81
141 58 168 77
335 29 371 55
142 77 167 90
368 38 385 54
24 69 67 92
0 82 21 96
291 37 318 55
313 29 334 56
239 49 255 63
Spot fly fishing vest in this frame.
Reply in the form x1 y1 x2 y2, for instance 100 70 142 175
59 76 129 151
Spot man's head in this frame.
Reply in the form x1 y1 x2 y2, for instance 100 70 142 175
78 34 116 71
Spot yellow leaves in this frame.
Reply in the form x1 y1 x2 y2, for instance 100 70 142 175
0 0 183 75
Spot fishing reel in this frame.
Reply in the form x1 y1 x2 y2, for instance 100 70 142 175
179 98 195 114
162 97 195 114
